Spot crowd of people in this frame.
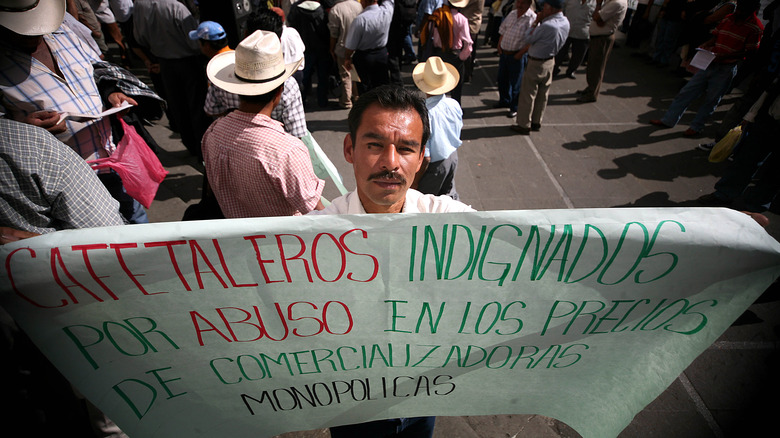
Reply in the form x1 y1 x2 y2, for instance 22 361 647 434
1 0 779 436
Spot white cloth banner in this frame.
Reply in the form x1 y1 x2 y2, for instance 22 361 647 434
2 208 779 437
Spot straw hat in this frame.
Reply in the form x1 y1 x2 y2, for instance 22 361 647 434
412 56 460 96
207 30 302 96
449 0 469 7
0 0 66 36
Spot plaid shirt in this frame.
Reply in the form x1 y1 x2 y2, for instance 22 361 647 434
202 111 324 218
499 7 537 51
0 119 124 233
0 23 113 161
203 76 307 138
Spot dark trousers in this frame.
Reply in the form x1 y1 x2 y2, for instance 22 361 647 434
159 55 209 158
330 416 436 437
497 52 528 112
353 47 390 92
303 49 333 107
714 116 780 208
434 48 464 104
555 37 589 76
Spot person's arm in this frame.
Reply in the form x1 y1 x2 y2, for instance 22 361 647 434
703 2 735 25
0 227 39 245
344 48 355 72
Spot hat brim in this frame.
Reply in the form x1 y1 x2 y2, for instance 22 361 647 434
206 50 303 96
412 61 460 95
0 0 66 36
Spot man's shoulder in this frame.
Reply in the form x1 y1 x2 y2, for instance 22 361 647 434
408 190 475 213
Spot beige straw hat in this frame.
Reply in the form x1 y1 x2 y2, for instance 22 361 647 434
0 0 66 36
412 56 460 96
207 30 303 96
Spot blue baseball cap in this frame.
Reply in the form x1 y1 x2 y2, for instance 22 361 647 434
189 21 227 41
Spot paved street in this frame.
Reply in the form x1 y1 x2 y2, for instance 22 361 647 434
138 31 779 438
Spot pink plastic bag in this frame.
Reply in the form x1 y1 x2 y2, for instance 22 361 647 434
88 119 168 208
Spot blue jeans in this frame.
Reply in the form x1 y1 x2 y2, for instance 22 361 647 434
660 62 737 132
497 53 528 112
330 416 435 437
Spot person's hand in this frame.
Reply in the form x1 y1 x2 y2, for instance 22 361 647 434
344 57 353 72
23 110 67 134
107 92 137 118
0 227 39 245
743 212 770 228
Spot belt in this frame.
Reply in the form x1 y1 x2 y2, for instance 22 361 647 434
501 49 522 56
356 46 386 54
590 32 614 38
528 55 553 61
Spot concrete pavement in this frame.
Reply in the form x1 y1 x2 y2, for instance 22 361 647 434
137 31 780 438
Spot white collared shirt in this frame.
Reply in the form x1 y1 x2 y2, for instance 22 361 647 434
309 189 475 215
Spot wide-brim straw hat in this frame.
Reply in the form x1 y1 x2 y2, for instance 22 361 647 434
0 0 66 36
412 56 460 96
207 30 302 96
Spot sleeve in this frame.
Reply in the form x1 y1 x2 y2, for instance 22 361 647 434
598 2 622 22
280 144 325 214
281 79 308 138
344 17 363 50
327 9 341 39
45 132 124 228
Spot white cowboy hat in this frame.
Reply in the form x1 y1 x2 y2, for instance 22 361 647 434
207 30 302 96
0 0 66 36
412 56 460 96
449 0 469 7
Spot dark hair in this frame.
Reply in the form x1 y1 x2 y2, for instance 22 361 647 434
238 84 284 106
348 85 430 149
202 38 228 51
246 8 283 38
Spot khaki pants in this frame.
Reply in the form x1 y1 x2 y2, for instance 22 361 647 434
515 58 555 129
336 55 358 108
583 33 616 100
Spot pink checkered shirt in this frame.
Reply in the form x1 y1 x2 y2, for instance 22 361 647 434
202 111 324 218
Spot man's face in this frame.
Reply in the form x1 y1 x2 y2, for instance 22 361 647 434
0 26 42 54
517 0 532 15
344 104 425 214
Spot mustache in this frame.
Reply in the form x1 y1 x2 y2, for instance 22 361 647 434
368 170 407 185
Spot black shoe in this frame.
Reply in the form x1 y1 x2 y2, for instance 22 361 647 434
510 125 531 135
531 123 541 131
565 72 576 79
507 111 517 118
697 193 732 206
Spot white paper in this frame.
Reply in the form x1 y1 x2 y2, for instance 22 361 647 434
58 101 134 124
690 49 716 71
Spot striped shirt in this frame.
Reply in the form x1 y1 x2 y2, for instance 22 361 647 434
201 111 324 218
0 23 113 161
712 13 764 63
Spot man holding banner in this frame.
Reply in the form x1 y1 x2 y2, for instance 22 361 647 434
311 84 473 435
